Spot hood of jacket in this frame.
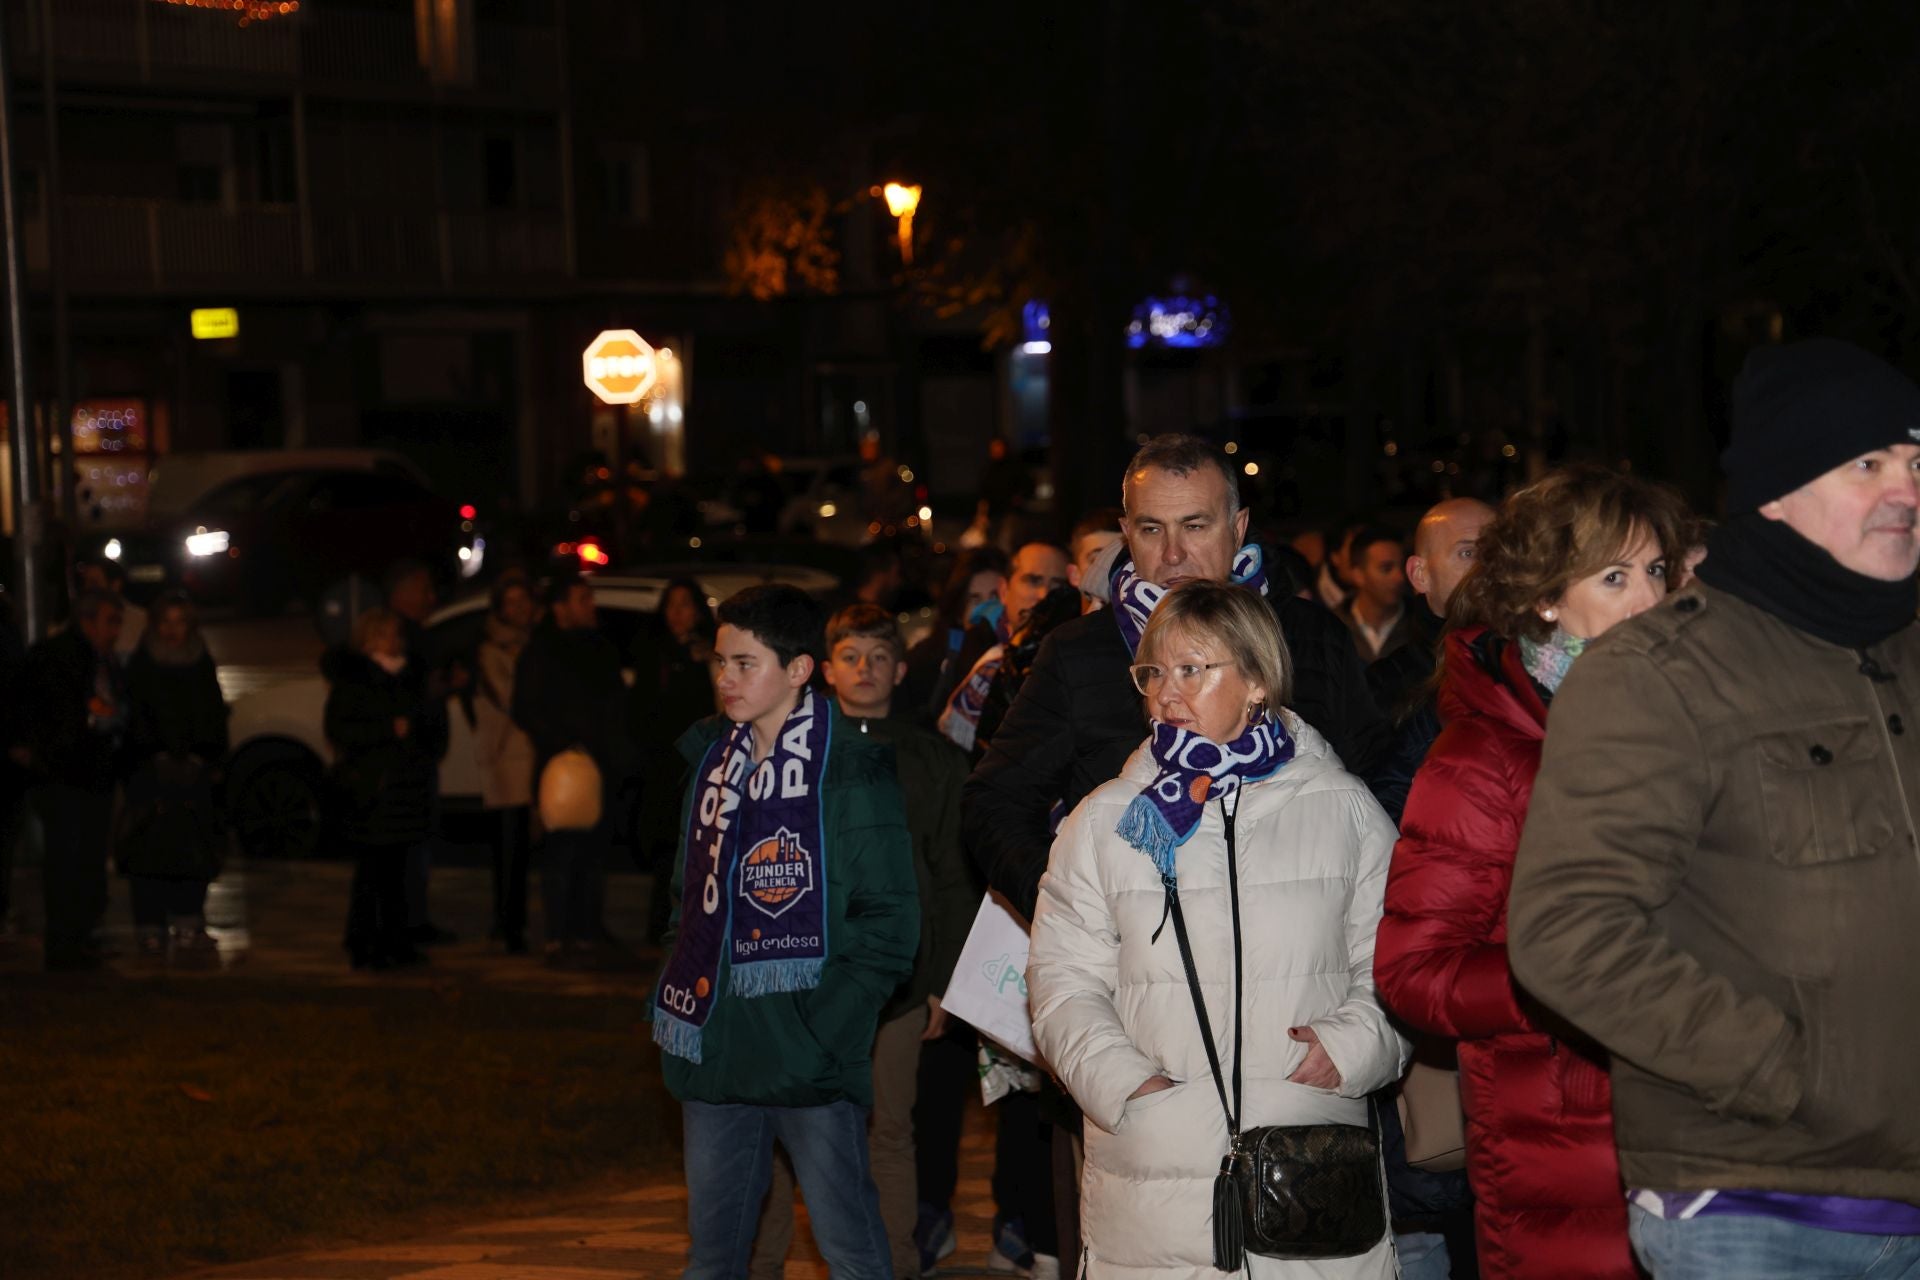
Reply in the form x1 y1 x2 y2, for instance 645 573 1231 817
1436 625 1547 743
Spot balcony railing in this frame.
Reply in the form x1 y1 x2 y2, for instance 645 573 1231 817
10 0 558 101
30 198 568 293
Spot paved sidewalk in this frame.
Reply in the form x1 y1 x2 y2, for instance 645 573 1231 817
176 1108 1006 1280
4 856 1019 1279
1 855 653 994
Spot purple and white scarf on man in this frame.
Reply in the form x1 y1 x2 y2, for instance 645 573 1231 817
1110 543 1269 657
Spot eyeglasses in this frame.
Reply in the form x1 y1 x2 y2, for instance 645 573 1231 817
1128 660 1237 696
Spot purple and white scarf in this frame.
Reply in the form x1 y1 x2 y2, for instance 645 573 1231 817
653 689 834 1063
1111 543 1269 657
1116 714 1294 881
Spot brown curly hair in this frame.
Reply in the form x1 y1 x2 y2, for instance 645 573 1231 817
1447 464 1700 643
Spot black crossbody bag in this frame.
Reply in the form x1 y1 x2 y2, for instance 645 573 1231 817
1160 796 1387 1269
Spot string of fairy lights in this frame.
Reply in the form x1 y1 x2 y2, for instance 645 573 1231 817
153 0 301 27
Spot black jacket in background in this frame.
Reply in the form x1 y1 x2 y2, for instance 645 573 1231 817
962 593 1390 919
125 647 229 766
1363 604 1447 826
322 649 448 847
1365 602 1443 727
26 628 125 792
512 622 636 782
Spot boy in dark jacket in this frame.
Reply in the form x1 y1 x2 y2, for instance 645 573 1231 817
753 603 974 1279
652 585 917 1280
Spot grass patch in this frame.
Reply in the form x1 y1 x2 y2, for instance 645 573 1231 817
0 974 680 1279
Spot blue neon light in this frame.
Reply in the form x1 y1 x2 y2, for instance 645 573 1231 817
1125 294 1231 349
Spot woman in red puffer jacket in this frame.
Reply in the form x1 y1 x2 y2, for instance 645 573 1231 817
1374 466 1696 1280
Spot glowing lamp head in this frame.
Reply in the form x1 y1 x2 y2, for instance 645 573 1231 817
882 183 922 219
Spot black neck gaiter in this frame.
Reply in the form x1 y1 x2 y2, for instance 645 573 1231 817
1694 512 1919 650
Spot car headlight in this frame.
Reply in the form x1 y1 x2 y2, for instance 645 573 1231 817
458 536 486 579
185 528 230 557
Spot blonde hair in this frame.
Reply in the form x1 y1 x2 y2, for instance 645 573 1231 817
1137 581 1292 708
352 606 401 657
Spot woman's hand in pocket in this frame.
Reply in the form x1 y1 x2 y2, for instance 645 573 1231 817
1128 1074 1175 1101
1285 1026 1342 1090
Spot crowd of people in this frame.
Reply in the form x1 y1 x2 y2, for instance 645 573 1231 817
6 334 1917 1280
649 337 1920 1280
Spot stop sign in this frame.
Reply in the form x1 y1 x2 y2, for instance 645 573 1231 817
582 329 658 405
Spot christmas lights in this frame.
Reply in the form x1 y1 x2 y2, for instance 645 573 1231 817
153 0 300 27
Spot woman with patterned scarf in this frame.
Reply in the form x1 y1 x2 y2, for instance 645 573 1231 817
1374 464 1697 1280
1027 581 1407 1278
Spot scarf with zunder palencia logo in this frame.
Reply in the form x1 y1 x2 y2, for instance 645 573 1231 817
652 689 833 1064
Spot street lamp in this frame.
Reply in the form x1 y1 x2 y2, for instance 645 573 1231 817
881 182 921 266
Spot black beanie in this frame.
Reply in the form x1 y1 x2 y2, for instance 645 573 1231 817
1724 338 1920 514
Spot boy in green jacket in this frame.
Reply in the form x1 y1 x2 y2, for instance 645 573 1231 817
652 584 918 1280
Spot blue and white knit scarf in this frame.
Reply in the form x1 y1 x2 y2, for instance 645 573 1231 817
1116 714 1295 881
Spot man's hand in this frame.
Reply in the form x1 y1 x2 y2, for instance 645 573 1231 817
1128 1074 1175 1101
1285 1025 1342 1090
922 995 949 1041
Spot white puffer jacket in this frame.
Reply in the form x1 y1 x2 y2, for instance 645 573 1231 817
1029 713 1408 1280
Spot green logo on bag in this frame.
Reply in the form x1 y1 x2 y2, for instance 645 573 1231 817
981 952 1028 998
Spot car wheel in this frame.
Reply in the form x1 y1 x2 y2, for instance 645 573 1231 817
229 750 324 859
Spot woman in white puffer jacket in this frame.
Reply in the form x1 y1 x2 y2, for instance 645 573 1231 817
1029 582 1406 1279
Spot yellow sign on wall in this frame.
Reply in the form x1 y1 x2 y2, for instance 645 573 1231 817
190 308 239 340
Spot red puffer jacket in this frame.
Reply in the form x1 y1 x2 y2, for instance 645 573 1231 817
1375 628 1637 1280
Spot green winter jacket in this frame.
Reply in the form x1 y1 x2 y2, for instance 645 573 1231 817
844 714 979 1022
654 704 920 1108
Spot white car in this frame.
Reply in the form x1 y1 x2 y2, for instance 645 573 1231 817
222 567 838 859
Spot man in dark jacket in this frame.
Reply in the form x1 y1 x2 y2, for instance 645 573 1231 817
26 588 126 970
384 558 457 944
511 574 635 964
963 434 1390 921
1366 497 1496 824
653 585 917 1280
1511 339 1920 1275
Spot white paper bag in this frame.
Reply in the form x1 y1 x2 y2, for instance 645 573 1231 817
941 893 1039 1063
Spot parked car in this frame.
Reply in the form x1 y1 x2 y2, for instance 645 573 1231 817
222 565 839 859
87 451 483 613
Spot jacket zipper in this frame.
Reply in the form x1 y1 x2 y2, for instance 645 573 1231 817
1863 662 1920 866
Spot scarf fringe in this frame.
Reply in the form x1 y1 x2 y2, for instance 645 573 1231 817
652 1011 705 1064
1116 794 1180 880
731 956 825 998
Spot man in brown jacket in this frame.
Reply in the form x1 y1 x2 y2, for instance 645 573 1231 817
1509 338 1920 1278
